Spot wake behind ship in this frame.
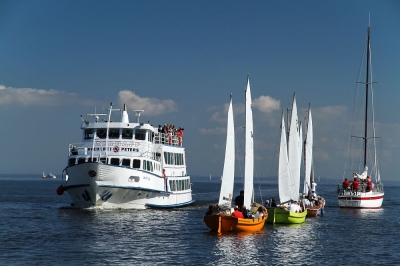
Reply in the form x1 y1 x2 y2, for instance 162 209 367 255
57 103 194 209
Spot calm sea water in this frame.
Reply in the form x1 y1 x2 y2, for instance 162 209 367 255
0 174 399 265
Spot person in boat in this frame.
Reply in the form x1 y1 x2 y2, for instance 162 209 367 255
205 205 220 215
264 200 270 208
205 205 214 215
234 190 244 210
343 178 350 190
366 176 373 192
162 169 167 191
270 198 277 207
176 127 184 146
232 205 244 218
311 179 317 193
254 206 264 218
318 197 325 216
241 205 251 218
351 177 359 194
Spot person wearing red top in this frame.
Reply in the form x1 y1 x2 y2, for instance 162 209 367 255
343 178 350 189
162 169 167 191
351 178 359 194
366 176 373 192
231 206 244 218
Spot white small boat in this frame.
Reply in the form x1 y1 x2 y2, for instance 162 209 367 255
57 103 194 209
43 172 56 179
337 24 384 208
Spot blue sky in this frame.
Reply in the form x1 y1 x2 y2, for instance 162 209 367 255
0 0 399 181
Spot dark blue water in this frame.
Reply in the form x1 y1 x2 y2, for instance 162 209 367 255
0 175 398 265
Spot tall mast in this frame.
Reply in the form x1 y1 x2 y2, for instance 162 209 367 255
363 26 370 168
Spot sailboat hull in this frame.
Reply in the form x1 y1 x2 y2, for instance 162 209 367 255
306 206 321 217
338 191 384 208
267 208 307 224
204 214 267 233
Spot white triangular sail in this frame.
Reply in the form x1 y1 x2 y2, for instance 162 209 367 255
279 112 291 203
243 76 254 208
303 104 313 196
218 94 235 207
288 93 302 201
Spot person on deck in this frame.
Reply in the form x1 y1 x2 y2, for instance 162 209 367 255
351 178 359 194
343 178 350 190
162 169 167 191
232 206 244 218
234 190 244 210
366 176 373 192
270 198 277 207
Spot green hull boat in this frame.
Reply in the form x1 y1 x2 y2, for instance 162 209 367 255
266 207 307 224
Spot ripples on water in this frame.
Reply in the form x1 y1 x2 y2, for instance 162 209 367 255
1 176 400 265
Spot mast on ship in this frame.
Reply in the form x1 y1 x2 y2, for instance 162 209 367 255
363 26 370 169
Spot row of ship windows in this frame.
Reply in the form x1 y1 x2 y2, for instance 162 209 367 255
163 152 184 165
68 157 161 172
85 128 152 141
169 179 191 191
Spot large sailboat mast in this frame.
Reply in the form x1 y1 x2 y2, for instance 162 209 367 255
363 26 370 168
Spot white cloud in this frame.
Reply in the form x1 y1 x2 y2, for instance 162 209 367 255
253 95 280 113
0 85 97 106
117 90 177 116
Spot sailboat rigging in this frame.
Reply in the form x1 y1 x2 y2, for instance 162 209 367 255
337 24 384 208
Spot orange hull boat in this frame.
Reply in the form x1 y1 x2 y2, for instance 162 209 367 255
204 213 267 233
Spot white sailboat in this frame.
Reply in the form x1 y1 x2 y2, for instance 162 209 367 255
338 24 384 208
204 75 266 232
43 172 56 179
288 93 302 202
217 94 235 209
267 93 306 224
303 104 324 217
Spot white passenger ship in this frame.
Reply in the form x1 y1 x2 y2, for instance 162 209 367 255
58 103 194 209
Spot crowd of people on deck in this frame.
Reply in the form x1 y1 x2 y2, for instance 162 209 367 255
342 174 374 194
157 124 184 146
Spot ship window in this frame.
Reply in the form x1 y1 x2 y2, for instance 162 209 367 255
122 129 133 139
68 158 76 166
88 158 97 162
146 161 153 172
132 159 140 168
108 128 119 139
84 129 95 140
78 158 86 164
108 128 120 139
110 158 119 165
122 159 130 167
135 130 146 140
97 129 107 139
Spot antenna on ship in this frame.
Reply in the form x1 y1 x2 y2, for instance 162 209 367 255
133 110 144 123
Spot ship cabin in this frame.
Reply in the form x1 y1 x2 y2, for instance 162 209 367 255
67 105 188 181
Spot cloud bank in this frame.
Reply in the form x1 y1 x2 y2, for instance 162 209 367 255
0 85 97 106
117 90 177 116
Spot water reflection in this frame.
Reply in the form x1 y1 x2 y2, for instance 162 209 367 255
210 230 268 265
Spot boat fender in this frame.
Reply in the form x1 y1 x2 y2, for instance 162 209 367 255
56 186 64 195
